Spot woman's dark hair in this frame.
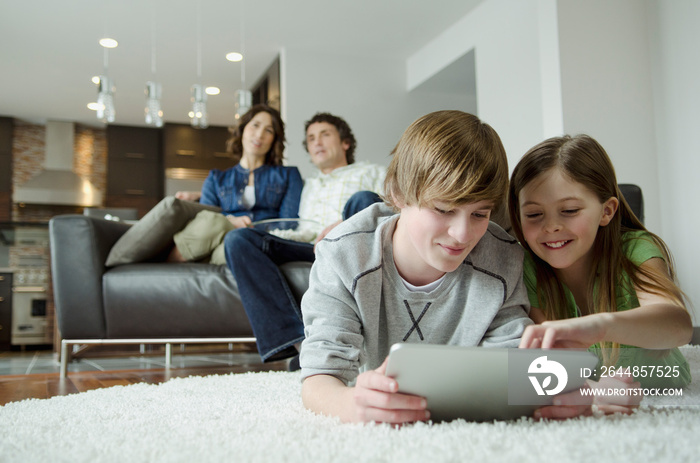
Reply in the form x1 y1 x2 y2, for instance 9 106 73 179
302 112 356 164
227 104 286 165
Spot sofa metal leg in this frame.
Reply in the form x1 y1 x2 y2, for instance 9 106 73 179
60 340 70 379
57 337 257 377
165 343 172 369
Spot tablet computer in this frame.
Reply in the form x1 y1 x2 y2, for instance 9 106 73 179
385 343 599 422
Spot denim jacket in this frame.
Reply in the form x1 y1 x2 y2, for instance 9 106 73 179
200 164 303 221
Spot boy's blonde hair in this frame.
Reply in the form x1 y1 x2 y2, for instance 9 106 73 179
384 110 508 210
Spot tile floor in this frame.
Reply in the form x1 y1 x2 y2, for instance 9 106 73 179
0 346 266 376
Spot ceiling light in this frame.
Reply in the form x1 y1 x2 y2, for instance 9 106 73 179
95 36 116 123
205 87 220 95
226 52 243 62
145 81 164 127
144 3 163 127
234 1 250 120
235 90 252 121
87 102 101 111
99 38 118 48
96 75 116 123
190 84 208 129
190 0 208 129
91 76 100 85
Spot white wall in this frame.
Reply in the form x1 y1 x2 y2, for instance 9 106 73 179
556 0 699 320
407 0 549 171
281 48 475 180
405 0 699 320
556 0 661 234
648 0 700 322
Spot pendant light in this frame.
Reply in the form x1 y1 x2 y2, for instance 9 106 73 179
189 0 208 129
145 0 163 127
96 41 116 123
234 0 252 121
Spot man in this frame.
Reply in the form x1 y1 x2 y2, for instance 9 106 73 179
223 112 386 365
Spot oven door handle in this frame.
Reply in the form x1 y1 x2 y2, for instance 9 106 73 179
12 286 47 293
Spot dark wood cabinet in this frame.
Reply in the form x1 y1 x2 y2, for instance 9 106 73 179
163 123 233 171
106 125 162 217
0 117 13 222
0 273 11 350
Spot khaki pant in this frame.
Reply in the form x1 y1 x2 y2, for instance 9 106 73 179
173 210 235 264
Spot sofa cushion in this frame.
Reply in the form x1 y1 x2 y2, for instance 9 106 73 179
103 263 252 337
105 196 221 267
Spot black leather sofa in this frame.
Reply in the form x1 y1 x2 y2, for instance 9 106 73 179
49 214 311 377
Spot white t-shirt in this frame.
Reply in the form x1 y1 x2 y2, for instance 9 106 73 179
241 185 256 209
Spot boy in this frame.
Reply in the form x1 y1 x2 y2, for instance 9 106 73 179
300 111 532 424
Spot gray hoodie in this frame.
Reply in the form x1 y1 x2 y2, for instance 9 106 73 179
300 203 532 385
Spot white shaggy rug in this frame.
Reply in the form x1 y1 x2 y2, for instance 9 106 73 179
2 348 700 463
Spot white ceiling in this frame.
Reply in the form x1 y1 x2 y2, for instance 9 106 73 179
0 0 483 129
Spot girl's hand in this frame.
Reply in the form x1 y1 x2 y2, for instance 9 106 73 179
226 215 252 229
519 314 609 349
533 372 641 420
352 358 430 424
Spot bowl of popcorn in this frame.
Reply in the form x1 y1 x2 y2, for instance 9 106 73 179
250 218 323 243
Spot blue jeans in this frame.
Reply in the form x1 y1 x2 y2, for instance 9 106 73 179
224 191 382 361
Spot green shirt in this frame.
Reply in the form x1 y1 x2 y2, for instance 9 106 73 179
522 230 690 388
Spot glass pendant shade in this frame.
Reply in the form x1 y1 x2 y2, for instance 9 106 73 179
96 76 116 123
234 89 252 120
144 81 164 127
190 84 208 129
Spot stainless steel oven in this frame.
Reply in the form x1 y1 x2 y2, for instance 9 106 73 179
11 285 49 345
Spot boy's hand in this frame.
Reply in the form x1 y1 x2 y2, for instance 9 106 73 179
352 358 430 424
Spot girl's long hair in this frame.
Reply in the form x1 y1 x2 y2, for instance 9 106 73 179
508 135 686 355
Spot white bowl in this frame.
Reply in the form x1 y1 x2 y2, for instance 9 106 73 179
250 218 323 243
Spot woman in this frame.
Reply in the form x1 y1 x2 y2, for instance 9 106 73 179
171 104 303 263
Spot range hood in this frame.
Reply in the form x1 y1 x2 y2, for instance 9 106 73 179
14 121 103 207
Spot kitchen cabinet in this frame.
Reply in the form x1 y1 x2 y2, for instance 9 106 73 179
163 123 233 171
106 125 162 218
0 117 13 222
0 273 12 350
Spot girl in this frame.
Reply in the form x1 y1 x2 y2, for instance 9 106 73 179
508 134 693 415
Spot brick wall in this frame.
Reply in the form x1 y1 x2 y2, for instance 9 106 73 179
11 120 107 222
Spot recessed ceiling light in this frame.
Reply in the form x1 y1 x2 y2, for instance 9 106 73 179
99 38 118 48
87 102 101 111
226 52 243 62
91 76 100 84
205 87 220 95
